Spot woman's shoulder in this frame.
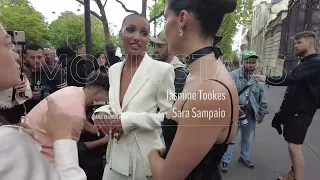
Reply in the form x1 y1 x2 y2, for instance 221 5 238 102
184 78 237 107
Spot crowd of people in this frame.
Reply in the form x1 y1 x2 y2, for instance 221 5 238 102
0 0 319 180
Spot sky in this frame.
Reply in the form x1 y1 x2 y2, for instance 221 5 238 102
30 0 158 33
29 0 241 50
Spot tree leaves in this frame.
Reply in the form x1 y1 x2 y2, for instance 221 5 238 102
147 0 254 58
0 0 51 46
0 0 121 52
49 12 120 52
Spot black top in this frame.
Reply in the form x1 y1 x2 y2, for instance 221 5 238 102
66 56 88 87
174 67 188 97
161 79 234 180
25 66 67 112
266 53 320 116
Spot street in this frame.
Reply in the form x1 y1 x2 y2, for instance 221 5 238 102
222 85 320 180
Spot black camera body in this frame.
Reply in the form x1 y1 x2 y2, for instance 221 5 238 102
238 105 248 126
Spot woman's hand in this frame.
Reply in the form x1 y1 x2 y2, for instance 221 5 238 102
110 116 123 141
43 96 72 141
148 148 165 180
93 111 123 140
93 112 113 136
149 148 166 159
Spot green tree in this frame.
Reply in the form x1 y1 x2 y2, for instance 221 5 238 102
217 0 254 56
0 0 51 46
48 11 121 53
147 0 254 56
148 0 165 27
114 0 164 22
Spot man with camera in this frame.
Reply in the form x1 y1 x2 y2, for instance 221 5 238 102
220 51 268 172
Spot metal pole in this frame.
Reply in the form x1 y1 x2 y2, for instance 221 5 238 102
66 14 69 45
154 19 157 37
84 0 92 55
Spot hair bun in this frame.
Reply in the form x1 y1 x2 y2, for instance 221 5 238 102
209 0 237 14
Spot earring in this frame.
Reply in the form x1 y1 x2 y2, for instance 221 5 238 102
179 28 183 36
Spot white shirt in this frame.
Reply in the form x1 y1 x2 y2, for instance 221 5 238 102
0 126 86 180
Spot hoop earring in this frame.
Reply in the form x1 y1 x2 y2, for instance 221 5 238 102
179 28 183 36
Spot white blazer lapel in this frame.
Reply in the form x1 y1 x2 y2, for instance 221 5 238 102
121 53 151 111
109 62 124 114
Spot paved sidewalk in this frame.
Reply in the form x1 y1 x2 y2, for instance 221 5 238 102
221 85 320 180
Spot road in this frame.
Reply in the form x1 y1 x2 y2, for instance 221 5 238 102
221 85 320 180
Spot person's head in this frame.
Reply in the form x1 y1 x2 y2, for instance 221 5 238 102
0 23 21 91
150 30 170 62
120 13 150 56
44 48 51 64
77 45 86 58
49 49 56 61
84 71 109 105
241 51 259 73
294 31 317 57
104 43 116 59
56 46 76 67
94 51 107 67
24 43 44 70
164 0 237 55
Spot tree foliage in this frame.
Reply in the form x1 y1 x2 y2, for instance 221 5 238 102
115 0 164 22
148 0 254 58
148 0 165 28
75 0 111 42
218 0 254 59
48 11 121 53
0 0 51 46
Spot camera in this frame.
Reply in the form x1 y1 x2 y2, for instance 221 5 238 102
238 109 248 126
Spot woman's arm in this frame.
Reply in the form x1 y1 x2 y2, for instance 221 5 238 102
149 82 235 180
120 66 175 134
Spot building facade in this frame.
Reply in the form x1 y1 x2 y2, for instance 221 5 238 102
279 0 320 74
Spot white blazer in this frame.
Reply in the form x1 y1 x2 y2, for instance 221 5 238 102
105 53 175 177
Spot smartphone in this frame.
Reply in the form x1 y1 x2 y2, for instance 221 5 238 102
13 31 26 51
13 31 25 43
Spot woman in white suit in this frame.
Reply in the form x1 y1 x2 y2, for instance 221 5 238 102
94 13 175 180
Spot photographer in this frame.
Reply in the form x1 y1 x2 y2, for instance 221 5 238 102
220 51 268 172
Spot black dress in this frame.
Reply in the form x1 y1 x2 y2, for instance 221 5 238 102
161 79 234 180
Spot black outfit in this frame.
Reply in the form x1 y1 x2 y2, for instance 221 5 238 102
0 104 25 124
78 105 107 180
174 66 188 96
267 53 320 144
25 66 66 112
162 79 234 180
108 56 121 67
66 56 88 87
